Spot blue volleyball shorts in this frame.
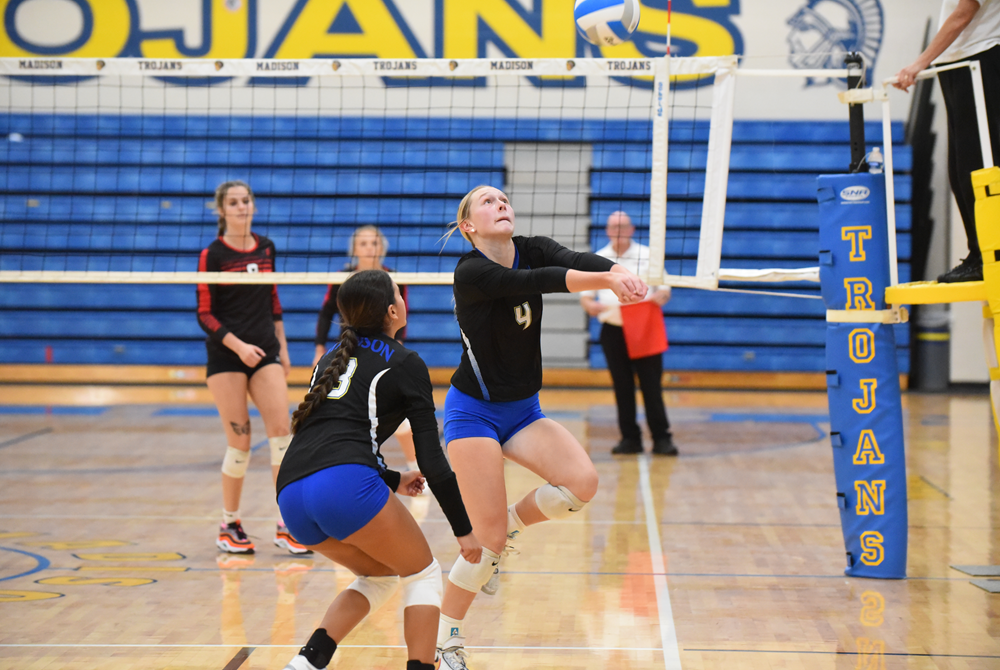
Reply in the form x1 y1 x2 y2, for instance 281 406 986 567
277 463 390 544
443 386 546 445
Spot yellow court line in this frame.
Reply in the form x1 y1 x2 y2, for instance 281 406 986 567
76 566 189 572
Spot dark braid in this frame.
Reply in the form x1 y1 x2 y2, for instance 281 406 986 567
290 269 397 434
291 328 357 434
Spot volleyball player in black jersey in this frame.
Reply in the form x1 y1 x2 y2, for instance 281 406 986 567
197 180 309 556
277 270 481 670
435 186 648 669
313 226 418 472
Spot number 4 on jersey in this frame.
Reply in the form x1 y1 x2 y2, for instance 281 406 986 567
326 358 359 399
514 302 532 329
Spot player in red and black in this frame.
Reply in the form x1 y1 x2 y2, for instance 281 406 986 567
313 225 408 366
197 179 309 556
313 225 417 471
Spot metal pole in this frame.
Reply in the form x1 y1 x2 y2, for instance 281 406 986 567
846 53 868 173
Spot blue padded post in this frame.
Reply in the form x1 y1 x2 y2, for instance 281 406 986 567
817 172 907 579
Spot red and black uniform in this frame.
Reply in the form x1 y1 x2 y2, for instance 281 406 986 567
315 264 408 347
197 233 284 377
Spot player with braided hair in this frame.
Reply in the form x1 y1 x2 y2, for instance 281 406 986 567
276 269 481 670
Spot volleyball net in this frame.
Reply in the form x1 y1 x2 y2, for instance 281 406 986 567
0 55 745 287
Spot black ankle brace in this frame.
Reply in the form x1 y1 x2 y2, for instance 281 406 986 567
299 628 337 668
405 661 435 670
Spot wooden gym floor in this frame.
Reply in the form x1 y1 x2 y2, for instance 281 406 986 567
1 383 999 669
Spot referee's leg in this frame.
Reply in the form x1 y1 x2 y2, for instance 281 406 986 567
634 352 671 440
600 323 641 445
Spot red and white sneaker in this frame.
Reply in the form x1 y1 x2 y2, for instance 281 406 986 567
275 523 313 555
217 521 255 554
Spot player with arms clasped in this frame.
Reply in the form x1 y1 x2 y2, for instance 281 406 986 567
435 186 648 669
276 270 481 670
197 180 310 556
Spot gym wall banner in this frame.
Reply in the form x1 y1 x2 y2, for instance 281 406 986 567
2 0 939 117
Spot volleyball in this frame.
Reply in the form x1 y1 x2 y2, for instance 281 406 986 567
574 0 641 46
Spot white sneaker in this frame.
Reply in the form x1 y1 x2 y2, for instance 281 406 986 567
283 655 321 670
480 528 521 596
437 645 471 670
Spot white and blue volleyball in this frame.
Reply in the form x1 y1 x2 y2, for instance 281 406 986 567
574 0 641 46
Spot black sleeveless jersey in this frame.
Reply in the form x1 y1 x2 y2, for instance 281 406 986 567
277 332 471 536
451 236 614 402
196 233 282 355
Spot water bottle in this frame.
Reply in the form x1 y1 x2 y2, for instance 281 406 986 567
868 147 883 174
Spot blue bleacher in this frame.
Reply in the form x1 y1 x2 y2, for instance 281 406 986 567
0 114 911 375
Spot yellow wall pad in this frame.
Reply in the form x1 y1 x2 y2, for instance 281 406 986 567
885 280 986 305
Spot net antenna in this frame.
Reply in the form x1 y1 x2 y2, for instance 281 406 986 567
667 0 672 57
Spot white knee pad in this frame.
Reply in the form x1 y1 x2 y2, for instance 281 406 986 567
534 484 587 520
347 575 399 615
447 548 501 593
269 435 291 466
221 446 250 478
400 558 442 608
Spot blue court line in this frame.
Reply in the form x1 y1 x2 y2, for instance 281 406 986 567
708 412 829 424
545 410 584 420
222 646 254 670
0 406 107 415
153 407 261 417
703 412 829 447
0 439 268 475
0 546 51 583
0 428 52 449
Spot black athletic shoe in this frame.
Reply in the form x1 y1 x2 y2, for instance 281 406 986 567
611 438 643 455
652 437 679 456
938 255 983 283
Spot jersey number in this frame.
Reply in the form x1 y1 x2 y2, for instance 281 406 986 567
514 302 532 330
326 358 359 400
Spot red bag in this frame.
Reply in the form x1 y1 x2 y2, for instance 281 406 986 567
620 301 668 360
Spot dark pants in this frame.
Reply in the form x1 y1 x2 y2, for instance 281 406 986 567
938 44 1000 258
600 323 671 441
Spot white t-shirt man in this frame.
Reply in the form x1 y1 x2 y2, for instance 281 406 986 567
936 0 1000 63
